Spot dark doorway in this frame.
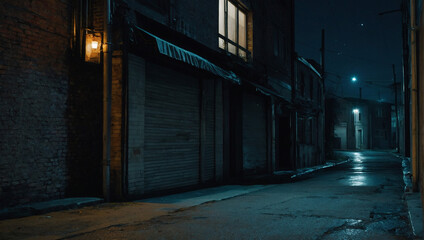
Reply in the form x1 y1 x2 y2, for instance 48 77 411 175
278 115 293 170
224 85 243 181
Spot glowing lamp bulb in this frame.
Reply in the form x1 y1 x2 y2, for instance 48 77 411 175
91 41 98 49
353 109 359 114
352 77 357 82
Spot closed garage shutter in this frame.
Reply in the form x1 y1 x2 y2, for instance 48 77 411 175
144 63 200 192
242 91 267 174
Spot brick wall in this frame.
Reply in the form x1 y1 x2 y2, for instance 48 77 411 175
110 51 123 199
0 0 72 208
0 0 103 208
171 0 217 49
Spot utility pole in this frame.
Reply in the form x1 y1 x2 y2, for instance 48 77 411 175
378 2 409 155
410 0 419 191
393 64 400 152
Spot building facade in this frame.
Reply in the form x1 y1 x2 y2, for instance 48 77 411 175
107 0 296 199
0 0 327 207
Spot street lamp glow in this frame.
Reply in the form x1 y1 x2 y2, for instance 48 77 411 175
353 108 359 114
352 77 357 82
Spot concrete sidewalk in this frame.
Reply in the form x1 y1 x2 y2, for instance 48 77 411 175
0 185 273 240
140 185 273 209
401 156 423 239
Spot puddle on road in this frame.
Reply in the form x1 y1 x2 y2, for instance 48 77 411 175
342 152 371 186
347 175 367 186
353 152 364 163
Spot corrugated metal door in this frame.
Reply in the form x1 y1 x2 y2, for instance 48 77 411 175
144 63 201 192
242 91 267 174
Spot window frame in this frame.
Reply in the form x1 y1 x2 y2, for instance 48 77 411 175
218 0 250 60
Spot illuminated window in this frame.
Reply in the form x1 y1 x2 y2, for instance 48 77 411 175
219 0 248 59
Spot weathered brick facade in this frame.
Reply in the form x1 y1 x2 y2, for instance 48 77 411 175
0 0 103 208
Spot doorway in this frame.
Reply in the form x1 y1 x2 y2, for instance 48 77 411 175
278 115 293 170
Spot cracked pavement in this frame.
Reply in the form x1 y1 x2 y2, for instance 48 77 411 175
0 151 414 239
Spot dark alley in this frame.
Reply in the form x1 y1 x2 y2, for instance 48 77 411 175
1 0 424 239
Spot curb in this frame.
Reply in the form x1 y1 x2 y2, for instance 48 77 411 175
290 159 350 179
399 156 423 239
0 197 104 220
241 159 351 185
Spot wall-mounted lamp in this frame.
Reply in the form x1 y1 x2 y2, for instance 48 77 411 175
85 31 102 63
91 40 99 50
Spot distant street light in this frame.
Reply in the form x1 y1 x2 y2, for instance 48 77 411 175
353 108 359 114
352 77 357 82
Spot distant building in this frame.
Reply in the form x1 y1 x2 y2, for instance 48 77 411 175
292 57 325 168
326 97 393 150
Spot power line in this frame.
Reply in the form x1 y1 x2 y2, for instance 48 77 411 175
296 40 390 64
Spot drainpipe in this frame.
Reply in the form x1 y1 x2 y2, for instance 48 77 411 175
103 0 112 202
410 0 418 192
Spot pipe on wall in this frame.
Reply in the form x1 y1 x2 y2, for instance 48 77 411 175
103 0 112 202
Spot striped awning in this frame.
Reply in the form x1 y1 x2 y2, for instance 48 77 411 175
135 25 241 84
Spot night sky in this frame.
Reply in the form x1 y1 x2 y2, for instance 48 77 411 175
295 0 403 103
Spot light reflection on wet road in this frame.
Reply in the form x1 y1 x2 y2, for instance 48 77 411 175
348 152 367 186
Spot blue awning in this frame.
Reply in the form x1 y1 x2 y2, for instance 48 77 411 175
297 57 322 78
135 26 241 84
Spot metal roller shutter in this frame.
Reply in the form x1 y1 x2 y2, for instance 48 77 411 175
144 63 201 192
242 91 267 174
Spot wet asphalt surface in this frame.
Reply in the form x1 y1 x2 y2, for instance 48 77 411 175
70 151 413 240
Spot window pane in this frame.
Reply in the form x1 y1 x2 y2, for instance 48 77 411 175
219 37 225 49
228 43 236 55
219 0 225 35
238 10 246 48
239 49 246 59
227 1 237 42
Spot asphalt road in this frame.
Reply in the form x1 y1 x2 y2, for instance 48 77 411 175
70 151 413 240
